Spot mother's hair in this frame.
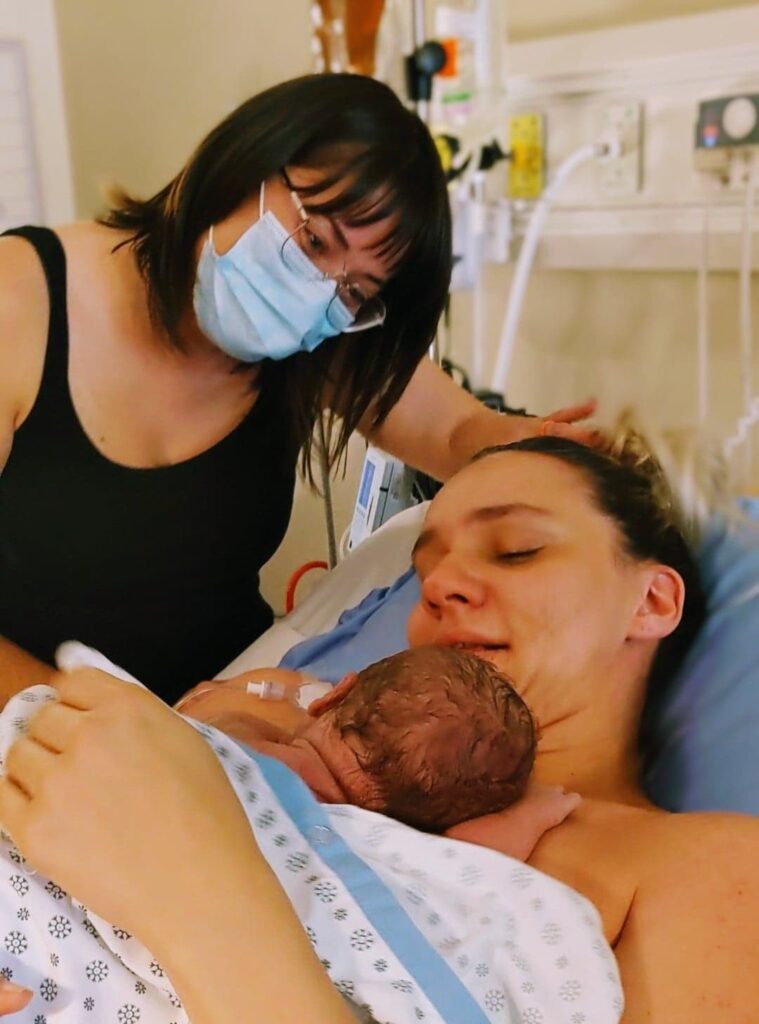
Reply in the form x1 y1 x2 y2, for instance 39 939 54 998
472 433 707 707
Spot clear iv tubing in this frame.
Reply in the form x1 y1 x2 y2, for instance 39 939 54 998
471 172 487 391
490 142 607 397
724 394 759 461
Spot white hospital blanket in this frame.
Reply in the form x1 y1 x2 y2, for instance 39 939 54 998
0 685 623 1024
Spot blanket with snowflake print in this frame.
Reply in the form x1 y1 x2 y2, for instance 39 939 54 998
0 683 623 1024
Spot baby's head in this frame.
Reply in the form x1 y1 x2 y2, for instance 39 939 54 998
305 646 536 832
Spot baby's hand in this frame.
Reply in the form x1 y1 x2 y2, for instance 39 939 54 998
446 783 581 862
520 781 582 830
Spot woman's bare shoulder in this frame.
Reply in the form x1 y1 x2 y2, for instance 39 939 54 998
0 233 49 320
617 810 758 1023
0 235 51 460
643 807 758 869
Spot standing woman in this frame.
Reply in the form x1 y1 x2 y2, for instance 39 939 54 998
0 73 590 706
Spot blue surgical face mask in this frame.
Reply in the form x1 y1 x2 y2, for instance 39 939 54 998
192 182 355 362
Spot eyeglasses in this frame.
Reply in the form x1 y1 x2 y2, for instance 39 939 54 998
278 169 387 334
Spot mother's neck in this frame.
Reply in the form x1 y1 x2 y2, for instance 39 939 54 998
531 680 651 807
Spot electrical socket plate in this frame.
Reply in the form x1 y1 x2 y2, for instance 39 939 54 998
598 101 643 198
694 94 759 186
484 199 512 263
508 113 545 200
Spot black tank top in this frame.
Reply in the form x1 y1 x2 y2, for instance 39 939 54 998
0 227 297 705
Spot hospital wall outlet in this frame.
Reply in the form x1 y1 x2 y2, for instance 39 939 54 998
695 94 759 187
597 101 643 198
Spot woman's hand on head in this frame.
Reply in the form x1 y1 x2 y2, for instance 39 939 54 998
0 669 265 948
537 400 608 449
444 397 605 469
513 399 607 450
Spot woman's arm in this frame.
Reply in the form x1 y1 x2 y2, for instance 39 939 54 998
0 669 355 1024
0 638 54 709
147 836 357 1024
360 356 598 481
616 814 759 1023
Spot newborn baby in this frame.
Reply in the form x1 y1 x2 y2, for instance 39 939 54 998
0 653 612 1024
183 646 575 855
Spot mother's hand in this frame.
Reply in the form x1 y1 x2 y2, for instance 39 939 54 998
175 666 305 713
0 669 265 948
177 669 306 736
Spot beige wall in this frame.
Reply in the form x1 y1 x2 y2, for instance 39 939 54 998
54 0 312 217
508 0 759 40
451 266 759 447
52 0 758 614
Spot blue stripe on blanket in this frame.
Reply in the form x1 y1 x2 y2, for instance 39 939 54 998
252 752 489 1024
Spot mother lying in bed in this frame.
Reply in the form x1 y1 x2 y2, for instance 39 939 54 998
0 432 756 1023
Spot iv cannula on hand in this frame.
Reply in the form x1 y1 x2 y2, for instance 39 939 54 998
246 678 332 709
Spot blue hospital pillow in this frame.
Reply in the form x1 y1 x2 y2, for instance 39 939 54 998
282 513 759 815
644 513 759 814
279 568 421 683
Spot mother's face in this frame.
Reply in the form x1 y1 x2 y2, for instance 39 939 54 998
407 451 656 708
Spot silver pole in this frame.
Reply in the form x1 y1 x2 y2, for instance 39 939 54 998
410 0 429 123
317 416 338 569
414 0 438 361
411 0 426 50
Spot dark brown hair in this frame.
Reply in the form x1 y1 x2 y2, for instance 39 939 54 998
100 74 451 477
331 646 536 832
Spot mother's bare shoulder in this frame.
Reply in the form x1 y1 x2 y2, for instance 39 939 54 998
641 807 758 879
617 811 758 1023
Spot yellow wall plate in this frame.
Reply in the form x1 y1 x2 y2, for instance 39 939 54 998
508 113 545 199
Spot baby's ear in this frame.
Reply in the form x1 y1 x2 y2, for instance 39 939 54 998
307 672 360 717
